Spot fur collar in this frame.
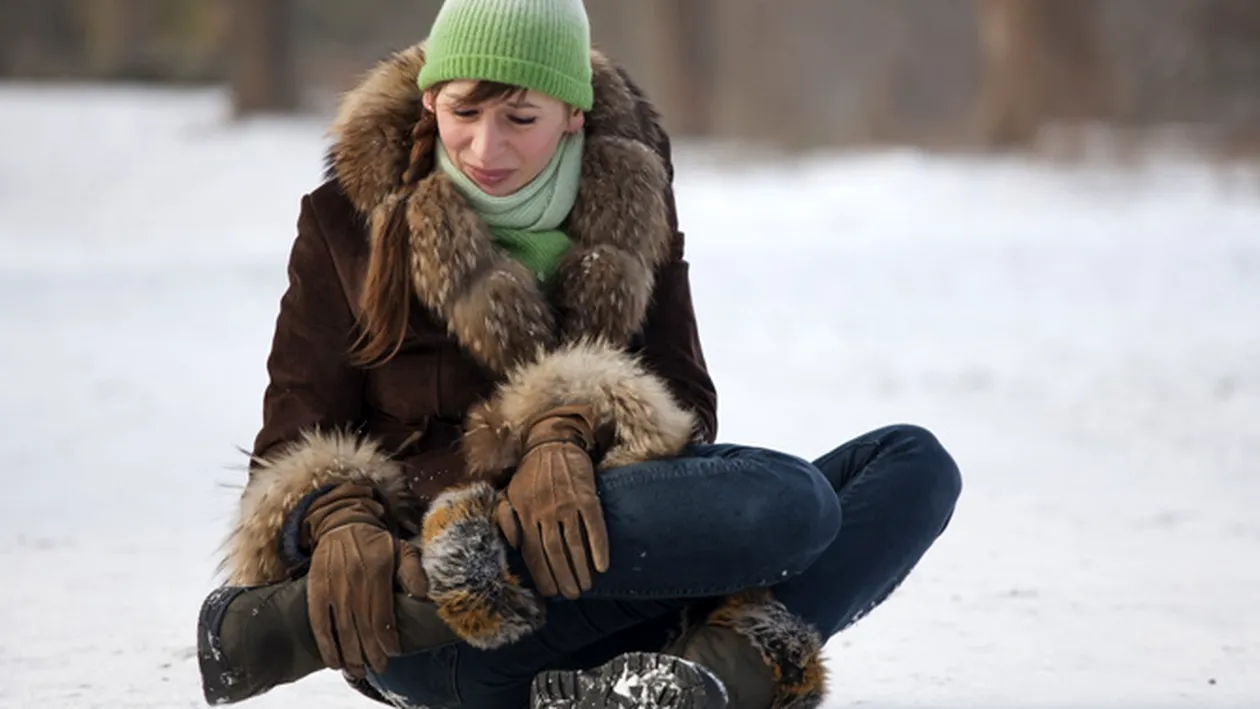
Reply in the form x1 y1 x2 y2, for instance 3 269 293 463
325 43 674 375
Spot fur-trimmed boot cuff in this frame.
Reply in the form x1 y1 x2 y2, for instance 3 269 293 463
673 590 828 709
219 430 414 586
417 482 545 648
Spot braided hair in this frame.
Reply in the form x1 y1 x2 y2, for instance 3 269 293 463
350 80 530 367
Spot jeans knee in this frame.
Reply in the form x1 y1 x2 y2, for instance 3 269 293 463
730 450 842 576
885 424 963 524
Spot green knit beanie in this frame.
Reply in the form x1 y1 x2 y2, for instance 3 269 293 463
417 0 594 111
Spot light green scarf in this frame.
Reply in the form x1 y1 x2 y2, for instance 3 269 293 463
436 131 584 283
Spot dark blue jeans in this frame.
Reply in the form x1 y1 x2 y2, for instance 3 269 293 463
366 424 961 709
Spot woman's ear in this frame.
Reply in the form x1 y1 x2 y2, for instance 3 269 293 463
422 89 437 114
566 108 585 134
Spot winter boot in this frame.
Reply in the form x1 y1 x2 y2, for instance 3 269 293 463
662 590 828 709
196 575 459 705
530 651 729 709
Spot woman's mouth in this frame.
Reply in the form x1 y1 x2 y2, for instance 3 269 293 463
465 165 514 190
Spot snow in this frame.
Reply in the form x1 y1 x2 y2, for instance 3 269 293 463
2 83 1257 709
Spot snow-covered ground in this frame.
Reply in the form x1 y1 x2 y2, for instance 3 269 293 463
1 83 1258 709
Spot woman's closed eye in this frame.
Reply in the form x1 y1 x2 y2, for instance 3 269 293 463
450 108 535 126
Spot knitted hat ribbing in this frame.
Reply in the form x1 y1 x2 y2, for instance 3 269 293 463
417 0 594 111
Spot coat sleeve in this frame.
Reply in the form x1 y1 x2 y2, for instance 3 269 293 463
635 123 719 445
218 194 413 587
252 194 366 461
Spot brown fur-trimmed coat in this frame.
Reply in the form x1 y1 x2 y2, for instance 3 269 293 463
219 44 718 652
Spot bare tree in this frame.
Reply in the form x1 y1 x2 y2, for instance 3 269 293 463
230 0 298 116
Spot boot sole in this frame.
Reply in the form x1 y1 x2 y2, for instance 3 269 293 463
531 652 726 709
197 585 251 705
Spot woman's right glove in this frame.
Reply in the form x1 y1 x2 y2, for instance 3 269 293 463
495 404 611 600
302 482 429 678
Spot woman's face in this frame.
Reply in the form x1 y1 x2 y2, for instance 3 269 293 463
425 81 584 196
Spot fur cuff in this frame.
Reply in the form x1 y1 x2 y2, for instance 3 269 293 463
462 339 697 478
417 482 545 648
219 430 412 586
709 590 829 709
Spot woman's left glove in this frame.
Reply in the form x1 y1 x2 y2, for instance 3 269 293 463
495 404 611 600
302 482 428 679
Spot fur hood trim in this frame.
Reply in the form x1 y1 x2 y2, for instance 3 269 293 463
219 430 414 586
326 42 675 375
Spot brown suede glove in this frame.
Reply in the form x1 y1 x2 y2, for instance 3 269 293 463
303 483 429 678
495 405 610 600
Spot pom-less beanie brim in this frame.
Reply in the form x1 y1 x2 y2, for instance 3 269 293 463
416 0 594 110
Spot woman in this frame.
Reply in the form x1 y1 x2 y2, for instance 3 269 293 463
197 1 962 708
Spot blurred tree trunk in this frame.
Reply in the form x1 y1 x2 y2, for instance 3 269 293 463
231 0 298 116
975 0 1110 148
640 0 715 136
709 0 792 144
81 0 148 77
1040 0 1111 121
1191 0 1260 153
0 0 21 73
1 0 82 76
